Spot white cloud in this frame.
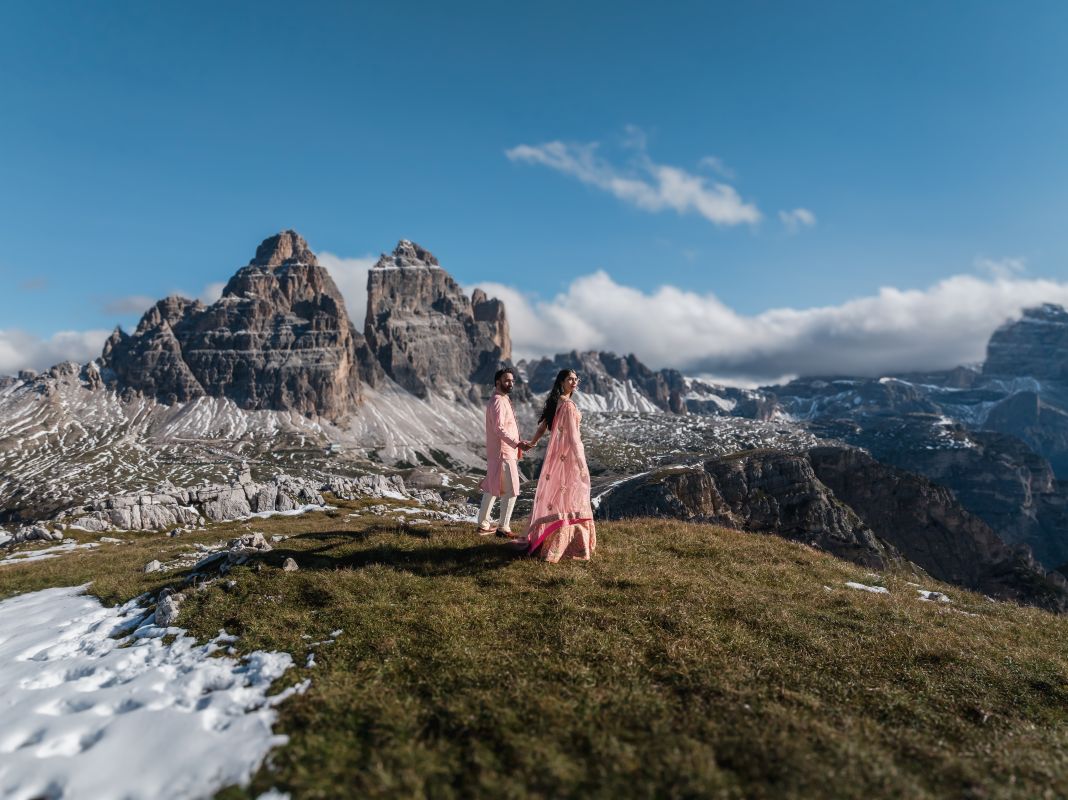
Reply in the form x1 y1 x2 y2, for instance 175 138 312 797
697 156 735 180
974 256 1026 280
0 329 111 375
472 271 1068 383
199 282 226 304
506 137 762 227
779 208 817 233
318 252 377 329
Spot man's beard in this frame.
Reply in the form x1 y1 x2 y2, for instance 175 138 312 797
498 384 512 394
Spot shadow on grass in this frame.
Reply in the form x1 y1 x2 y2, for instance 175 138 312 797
263 525 525 577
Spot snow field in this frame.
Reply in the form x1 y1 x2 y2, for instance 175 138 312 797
0 586 306 800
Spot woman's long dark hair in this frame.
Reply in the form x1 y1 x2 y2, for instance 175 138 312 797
538 369 576 430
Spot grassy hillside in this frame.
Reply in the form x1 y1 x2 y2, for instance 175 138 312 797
3 500 1068 799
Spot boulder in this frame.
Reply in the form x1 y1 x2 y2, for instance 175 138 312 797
154 593 183 627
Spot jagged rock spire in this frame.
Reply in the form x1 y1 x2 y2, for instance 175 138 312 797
250 230 318 268
100 230 362 419
374 239 441 269
363 240 512 399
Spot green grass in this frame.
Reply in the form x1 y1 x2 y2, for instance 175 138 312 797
3 502 1068 799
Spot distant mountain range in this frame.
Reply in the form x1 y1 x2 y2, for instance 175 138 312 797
4 230 1068 611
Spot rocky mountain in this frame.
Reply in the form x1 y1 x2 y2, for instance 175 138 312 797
363 240 511 401
806 415 1068 570
9 229 1068 615
983 303 1068 380
520 350 771 417
101 231 364 420
597 446 1068 613
595 449 898 570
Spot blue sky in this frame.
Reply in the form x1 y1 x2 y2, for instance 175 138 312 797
3 1 1068 379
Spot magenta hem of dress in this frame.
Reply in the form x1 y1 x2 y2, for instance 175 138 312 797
527 518 593 554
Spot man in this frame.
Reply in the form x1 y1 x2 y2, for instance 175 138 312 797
477 367 526 538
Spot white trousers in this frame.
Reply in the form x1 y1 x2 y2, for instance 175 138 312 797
478 461 518 530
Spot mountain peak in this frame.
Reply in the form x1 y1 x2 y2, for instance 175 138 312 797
375 239 440 269
984 303 1068 380
250 230 317 268
1020 303 1068 324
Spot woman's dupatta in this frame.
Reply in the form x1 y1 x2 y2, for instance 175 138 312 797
525 397 596 562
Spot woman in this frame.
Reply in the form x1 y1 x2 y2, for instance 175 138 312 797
520 369 596 562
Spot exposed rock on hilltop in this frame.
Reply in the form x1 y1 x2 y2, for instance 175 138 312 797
362 240 511 400
101 231 363 419
597 446 1068 613
595 449 897 570
807 446 1068 613
809 415 1068 570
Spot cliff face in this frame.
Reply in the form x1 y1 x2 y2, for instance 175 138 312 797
983 304 1068 380
595 449 898 571
596 446 1068 613
806 446 1068 613
101 231 364 420
362 240 512 400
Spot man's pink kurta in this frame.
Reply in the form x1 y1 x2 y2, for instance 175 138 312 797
525 397 596 562
480 391 522 497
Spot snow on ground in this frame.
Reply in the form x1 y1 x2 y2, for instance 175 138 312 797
844 581 889 594
0 528 10 546
0 586 305 800
917 590 952 603
0 540 99 567
246 503 334 520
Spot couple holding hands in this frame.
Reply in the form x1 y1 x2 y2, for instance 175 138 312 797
476 367 597 563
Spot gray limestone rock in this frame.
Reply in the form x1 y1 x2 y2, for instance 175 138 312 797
226 531 272 565
201 488 252 522
362 240 512 399
61 473 320 532
155 594 183 627
100 230 364 420
327 473 406 500
13 524 62 543
596 449 894 569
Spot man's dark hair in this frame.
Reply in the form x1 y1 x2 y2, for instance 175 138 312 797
494 367 516 384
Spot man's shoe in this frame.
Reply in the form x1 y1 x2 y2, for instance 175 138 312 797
475 524 496 536
495 529 519 540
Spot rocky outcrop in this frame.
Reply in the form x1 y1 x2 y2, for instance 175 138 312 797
982 391 1068 477
101 230 363 420
807 446 1068 612
809 415 1068 570
62 472 325 532
596 449 897 570
362 240 512 400
597 446 1068 613
4 523 64 545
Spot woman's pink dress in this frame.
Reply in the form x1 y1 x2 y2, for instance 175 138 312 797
525 396 597 562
